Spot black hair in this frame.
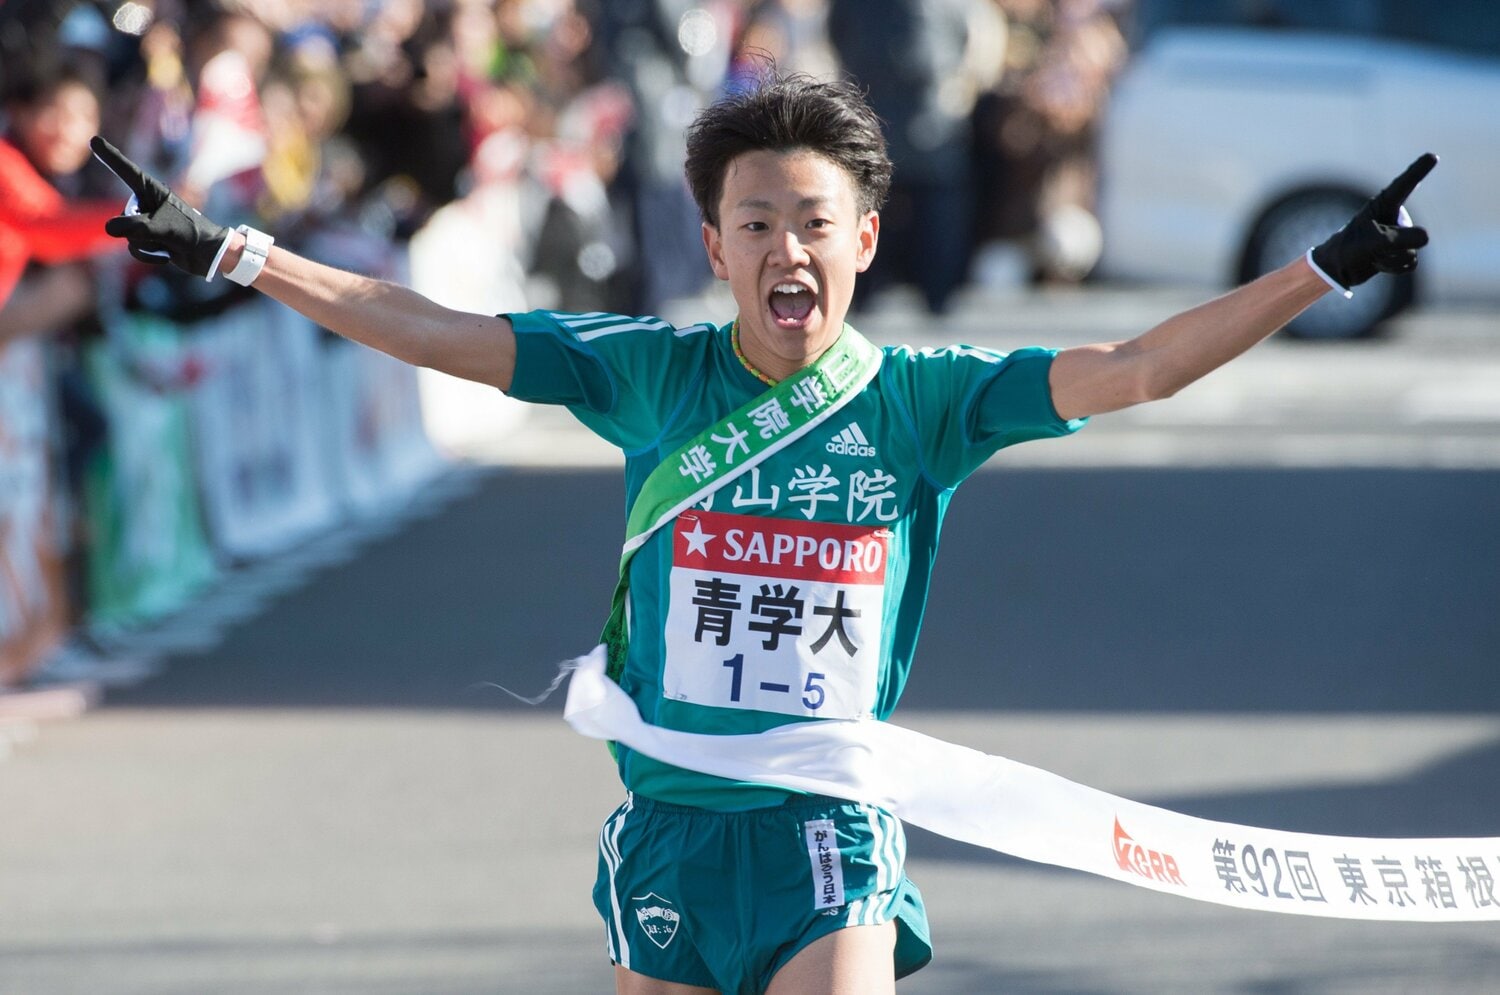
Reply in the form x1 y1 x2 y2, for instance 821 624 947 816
2 55 102 110
685 69 892 228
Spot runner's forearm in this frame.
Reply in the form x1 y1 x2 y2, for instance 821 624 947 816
221 230 517 391
1131 256 1327 393
1050 257 1327 419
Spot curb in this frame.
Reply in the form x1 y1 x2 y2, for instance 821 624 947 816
0 680 101 722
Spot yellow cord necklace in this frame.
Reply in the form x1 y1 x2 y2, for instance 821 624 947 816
730 319 779 386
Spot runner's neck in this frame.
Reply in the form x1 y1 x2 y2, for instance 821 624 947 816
731 319 779 387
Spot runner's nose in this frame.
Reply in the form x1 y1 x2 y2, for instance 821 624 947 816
770 229 811 268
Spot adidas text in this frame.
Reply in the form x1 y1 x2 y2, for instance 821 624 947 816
826 423 876 458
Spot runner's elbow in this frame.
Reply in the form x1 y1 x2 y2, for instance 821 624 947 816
1143 371 1185 403
1132 350 1192 404
1111 360 1178 408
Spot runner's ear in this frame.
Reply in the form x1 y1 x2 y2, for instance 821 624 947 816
702 222 730 281
856 211 879 273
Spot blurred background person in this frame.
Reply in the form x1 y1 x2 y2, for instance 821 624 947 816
340 0 469 242
107 5 277 327
970 0 1126 287
829 0 1005 315
179 7 274 210
584 0 733 315
0 53 119 516
727 0 840 86
0 58 120 346
0 52 124 674
503 0 634 314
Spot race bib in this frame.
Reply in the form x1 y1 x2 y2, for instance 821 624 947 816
662 510 887 720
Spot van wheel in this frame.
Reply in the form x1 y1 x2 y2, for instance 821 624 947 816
1242 191 1415 340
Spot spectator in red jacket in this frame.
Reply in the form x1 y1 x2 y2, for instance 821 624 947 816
0 61 122 345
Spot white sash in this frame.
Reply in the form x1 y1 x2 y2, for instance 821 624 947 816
564 645 1500 922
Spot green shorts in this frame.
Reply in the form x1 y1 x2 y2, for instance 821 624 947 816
592 792 932 995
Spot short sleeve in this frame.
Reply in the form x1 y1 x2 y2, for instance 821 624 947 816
504 310 714 451
889 344 1085 486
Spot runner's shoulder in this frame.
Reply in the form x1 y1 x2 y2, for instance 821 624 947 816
512 309 720 356
878 342 1057 382
881 342 1037 364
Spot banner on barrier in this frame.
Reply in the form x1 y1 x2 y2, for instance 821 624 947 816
323 337 444 516
190 300 340 560
84 313 217 630
0 340 69 685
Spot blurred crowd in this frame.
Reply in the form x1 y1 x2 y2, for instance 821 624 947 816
2 0 1131 342
0 0 1130 676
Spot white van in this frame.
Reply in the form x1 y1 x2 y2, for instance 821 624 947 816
1096 1 1500 337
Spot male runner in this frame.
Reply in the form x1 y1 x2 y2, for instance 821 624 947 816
91 71 1434 995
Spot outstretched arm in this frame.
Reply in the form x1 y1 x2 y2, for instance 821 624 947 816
226 235 516 390
89 137 517 391
1048 258 1325 421
1050 153 1437 422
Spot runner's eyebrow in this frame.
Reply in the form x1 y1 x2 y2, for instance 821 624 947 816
735 196 833 212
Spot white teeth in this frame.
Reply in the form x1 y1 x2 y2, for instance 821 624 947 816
773 283 807 294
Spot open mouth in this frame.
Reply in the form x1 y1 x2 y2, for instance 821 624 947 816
768 282 817 328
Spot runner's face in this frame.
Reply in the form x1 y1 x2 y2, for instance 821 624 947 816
702 149 878 381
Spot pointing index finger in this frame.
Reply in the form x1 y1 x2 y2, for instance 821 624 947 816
89 135 151 199
1374 152 1439 218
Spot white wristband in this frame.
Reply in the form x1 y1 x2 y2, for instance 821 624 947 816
1304 248 1353 299
223 225 274 286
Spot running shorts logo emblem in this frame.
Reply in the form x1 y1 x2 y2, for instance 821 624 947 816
632 893 681 949
825 421 876 457
1113 817 1187 886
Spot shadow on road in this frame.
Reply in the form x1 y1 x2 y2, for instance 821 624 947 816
105 468 1500 713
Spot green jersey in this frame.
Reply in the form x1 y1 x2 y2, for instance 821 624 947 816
507 311 1083 809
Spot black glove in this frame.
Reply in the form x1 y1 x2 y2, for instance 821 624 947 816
1310 153 1437 291
90 136 229 277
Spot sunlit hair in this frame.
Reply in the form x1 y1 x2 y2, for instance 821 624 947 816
685 68 892 228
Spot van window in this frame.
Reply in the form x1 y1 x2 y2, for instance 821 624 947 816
1377 0 1500 60
1133 0 1500 59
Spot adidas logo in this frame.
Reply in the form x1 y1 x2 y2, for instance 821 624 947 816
826 422 876 458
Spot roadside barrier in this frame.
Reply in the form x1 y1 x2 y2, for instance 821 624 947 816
0 339 69 684
82 310 219 632
0 290 444 685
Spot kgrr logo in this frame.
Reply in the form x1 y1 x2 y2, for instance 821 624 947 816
826 422 876 458
1113 817 1187 886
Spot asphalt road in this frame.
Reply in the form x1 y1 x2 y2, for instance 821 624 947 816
3 287 1499 994
4 460 1499 995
